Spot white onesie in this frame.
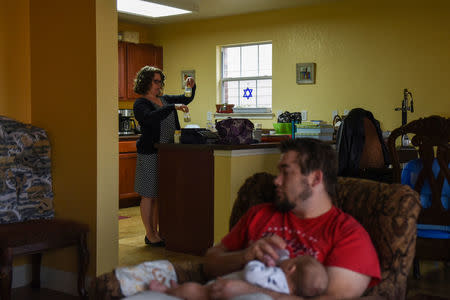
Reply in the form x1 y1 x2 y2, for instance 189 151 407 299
221 248 291 294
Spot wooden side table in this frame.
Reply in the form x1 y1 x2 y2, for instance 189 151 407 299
0 219 89 300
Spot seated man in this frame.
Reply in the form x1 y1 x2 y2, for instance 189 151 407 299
203 138 381 300
149 253 328 299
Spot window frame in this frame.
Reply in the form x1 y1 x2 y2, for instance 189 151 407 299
219 42 272 111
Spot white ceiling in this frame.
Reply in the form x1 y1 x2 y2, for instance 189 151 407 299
118 0 337 25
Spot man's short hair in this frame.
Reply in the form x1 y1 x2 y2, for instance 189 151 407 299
133 66 166 95
279 138 337 197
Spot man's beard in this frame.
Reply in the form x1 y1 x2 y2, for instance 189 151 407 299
274 196 296 212
275 178 312 212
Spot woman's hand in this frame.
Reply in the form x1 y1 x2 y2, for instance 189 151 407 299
175 104 189 112
185 77 195 88
244 234 287 266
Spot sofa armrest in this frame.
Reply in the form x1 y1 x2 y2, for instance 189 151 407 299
335 177 421 300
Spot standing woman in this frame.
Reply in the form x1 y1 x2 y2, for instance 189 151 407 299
133 66 196 246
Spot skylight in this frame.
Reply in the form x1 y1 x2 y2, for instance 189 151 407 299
117 0 192 18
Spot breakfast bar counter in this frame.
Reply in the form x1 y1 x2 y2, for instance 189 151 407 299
155 142 280 150
156 142 281 255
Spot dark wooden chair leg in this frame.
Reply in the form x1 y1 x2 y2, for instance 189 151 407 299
413 257 421 279
77 232 89 299
0 248 13 300
31 253 42 289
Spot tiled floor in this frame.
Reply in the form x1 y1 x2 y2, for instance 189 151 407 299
119 206 450 300
118 206 204 267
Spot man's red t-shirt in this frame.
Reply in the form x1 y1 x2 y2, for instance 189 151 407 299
222 203 381 287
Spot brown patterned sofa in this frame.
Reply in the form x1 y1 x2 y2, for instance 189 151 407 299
91 176 420 300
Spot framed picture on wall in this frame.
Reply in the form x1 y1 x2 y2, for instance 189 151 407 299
181 70 195 89
296 63 316 84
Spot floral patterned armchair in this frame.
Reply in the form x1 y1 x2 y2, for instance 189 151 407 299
91 175 420 300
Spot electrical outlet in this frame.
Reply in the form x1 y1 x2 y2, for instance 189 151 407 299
276 110 283 119
301 110 308 121
207 111 212 121
332 110 338 120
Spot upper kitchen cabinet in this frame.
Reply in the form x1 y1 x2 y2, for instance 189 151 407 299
118 41 163 101
118 42 127 100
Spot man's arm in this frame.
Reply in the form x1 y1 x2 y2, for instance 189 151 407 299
203 235 287 279
323 266 371 299
208 265 371 300
203 244 248 279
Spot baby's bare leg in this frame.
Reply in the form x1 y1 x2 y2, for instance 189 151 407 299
167 282 209 300
149 280 170 292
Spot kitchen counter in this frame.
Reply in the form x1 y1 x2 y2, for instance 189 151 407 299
157 142 281 255
119 134 140 140
155 142 280 151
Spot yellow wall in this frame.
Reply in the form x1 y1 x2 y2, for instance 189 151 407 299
29 0 98 275
0 0 118 280
29 0 118 277
0 0 31 123
213 151 279 243
119 0 450 130
96 0 119 276
0 0 32 268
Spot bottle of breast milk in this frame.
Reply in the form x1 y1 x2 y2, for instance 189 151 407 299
183 112 191 122
184 80 192 97
174 130 181 143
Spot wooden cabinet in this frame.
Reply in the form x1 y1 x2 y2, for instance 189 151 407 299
156 143 280 255
118 42 127 100
119 139 141 208
118 41 163 101
158 147 214 255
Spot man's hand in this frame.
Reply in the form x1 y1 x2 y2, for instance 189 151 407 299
209 278 260 300
244 234 287 266
203 235 286 279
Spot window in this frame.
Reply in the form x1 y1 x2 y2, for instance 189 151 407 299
221 43 272 110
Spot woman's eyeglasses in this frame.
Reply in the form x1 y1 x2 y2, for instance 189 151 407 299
153 79 162 85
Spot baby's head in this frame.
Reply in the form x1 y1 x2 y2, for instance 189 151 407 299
279 255 328 297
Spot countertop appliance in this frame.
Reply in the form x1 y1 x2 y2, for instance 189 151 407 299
119 109 137 135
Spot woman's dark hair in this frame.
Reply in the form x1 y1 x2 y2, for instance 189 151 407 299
133 66 166 95
279 138 338 198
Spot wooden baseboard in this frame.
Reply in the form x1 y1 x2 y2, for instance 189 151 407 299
119 197 141 208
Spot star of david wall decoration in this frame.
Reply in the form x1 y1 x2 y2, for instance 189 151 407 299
243 87 253 99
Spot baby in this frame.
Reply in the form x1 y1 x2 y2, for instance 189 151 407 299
149 252 328 300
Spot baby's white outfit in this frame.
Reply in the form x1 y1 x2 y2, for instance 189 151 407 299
242 260 290 294
220 248 291 294
115 260 177 297
116 249 290 297
242 249 291 294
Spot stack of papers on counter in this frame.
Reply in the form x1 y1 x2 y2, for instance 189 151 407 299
296 121 334 141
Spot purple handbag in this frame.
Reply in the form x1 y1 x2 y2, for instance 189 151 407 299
215 118 255 144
